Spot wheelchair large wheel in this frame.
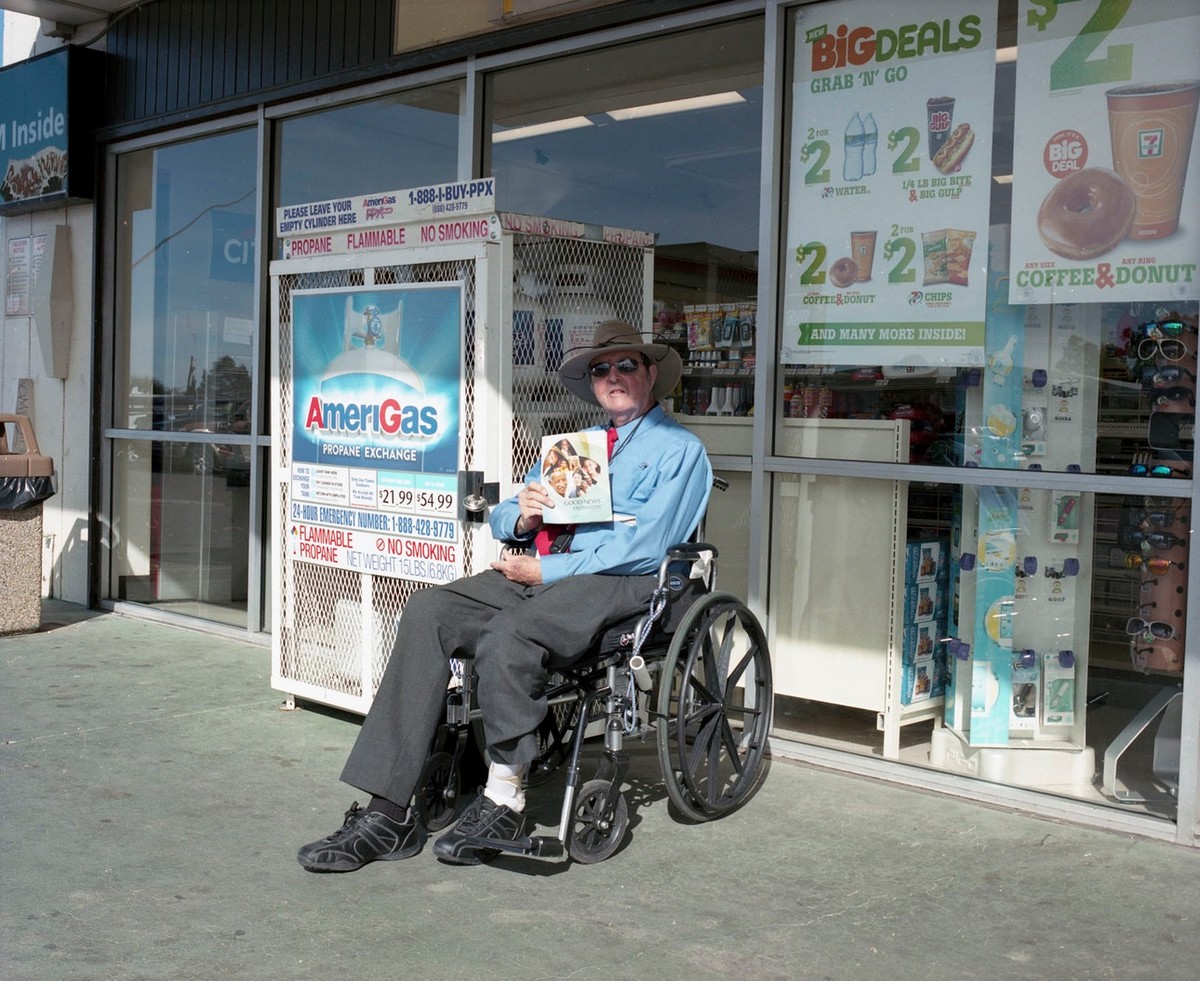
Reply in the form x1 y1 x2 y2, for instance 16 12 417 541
656 591 772 822
567 779 629 864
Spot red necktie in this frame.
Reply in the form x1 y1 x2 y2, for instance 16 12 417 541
534 425 617 555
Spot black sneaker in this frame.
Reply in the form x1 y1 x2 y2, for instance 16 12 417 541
297 802 422 872
432 792 526 865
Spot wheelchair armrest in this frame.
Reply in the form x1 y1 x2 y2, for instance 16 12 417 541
667 542 719 562
658 541 719 593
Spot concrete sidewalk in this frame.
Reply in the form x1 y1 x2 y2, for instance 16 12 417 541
4 601 1200 980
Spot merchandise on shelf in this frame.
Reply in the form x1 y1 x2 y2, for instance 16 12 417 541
1121 311 1194 675
906 537 949 584
901 652 948 705
903 579 948 624
902 620 941 664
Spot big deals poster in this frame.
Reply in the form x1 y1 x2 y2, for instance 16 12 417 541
288 283 464 585
1010 0 1200 305
782 0 997 366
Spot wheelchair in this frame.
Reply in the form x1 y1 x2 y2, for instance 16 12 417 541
412 482 774 864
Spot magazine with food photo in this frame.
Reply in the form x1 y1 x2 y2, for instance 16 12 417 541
539 430 613 523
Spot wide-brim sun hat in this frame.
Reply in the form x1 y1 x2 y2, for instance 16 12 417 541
558 320 682 406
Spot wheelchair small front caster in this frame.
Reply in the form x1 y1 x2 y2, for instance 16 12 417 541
567 779 629 864
414 751 459 832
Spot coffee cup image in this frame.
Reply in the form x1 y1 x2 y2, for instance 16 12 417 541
1106 80 1200 240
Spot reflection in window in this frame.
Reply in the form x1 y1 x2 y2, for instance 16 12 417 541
113 128 257 434
110 127 257 626
489 17 764 449
275 82 464 208
110 439 251 628
487 18 763 597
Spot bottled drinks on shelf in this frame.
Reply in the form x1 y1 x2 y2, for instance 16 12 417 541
705 385 722 415
722 383 737 416
789 384 805 418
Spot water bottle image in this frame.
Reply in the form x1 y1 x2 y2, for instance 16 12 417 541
843 112 864 182
862 112 877 177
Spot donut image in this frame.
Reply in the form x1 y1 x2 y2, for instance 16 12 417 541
829 255 858 288
1036 168 1135 260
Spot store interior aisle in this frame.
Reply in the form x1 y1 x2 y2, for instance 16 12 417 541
3 601 1200 981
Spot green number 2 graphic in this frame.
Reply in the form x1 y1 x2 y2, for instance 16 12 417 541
1047 0 1133 91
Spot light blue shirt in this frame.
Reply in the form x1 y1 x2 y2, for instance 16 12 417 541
489 405 713 584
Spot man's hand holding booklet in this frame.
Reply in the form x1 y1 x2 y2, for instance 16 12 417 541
539 430 613 523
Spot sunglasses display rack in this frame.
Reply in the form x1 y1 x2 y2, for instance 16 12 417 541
933 295 1099 787
1118 314 1196 675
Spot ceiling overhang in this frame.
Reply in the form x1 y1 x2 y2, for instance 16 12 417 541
0 0 141 28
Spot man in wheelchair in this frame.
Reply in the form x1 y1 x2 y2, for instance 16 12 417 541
298 320 712 872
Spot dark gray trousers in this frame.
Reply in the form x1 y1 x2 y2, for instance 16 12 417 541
340 569 656 806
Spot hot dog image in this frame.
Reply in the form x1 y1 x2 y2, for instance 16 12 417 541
933 123 975 174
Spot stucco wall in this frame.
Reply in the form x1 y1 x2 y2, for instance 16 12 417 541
1 202 94 605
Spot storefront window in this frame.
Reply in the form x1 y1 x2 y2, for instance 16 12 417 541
488 18 764 591
110 438 251 627
110 127 257 625
274 82 464 211
772 0 1199 818
488 18 764 426
113 129 257 435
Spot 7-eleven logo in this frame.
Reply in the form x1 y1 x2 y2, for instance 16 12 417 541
1138 128 1164 158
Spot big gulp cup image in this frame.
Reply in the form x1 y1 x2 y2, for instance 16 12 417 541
1106 80 1200 240
926 96 955 159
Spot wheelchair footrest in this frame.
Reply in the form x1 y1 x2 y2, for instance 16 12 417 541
448 833 564 860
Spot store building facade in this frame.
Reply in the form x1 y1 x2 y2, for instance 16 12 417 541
2 0 1199 846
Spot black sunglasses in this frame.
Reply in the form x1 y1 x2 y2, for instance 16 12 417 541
1120 527 1189 550
1137 364 1198 386
1129 508 1185 528
588 357 644 378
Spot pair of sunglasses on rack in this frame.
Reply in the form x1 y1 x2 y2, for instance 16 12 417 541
1136 319 1196 339
587 357 646 378
1152 386 1196 406
1126 617 1180 640
1124 553 1186 573
1129 508 1187 528
1136 336 1191 362
1136 364 1198 386
1119 527 1189 550
1129 463 1191 478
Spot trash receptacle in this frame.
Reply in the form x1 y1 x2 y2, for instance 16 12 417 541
0 414 56 635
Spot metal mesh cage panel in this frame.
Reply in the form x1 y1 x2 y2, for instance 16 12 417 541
275 261 476 709
272 228 650 712
507 235 645 482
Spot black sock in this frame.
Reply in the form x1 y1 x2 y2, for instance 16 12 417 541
367 795 409 822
